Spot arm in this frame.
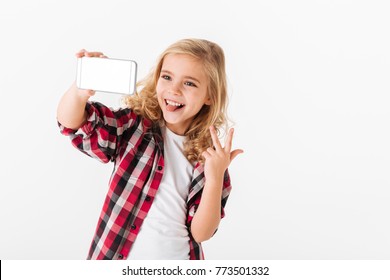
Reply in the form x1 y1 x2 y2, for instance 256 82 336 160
57 50 105 129
57 50 139 163
190 126 243 243
189 175 223 242
57 81 91 129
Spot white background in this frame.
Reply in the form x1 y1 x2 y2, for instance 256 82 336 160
0 0 389 260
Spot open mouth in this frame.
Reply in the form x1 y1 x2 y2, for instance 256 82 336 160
165 99 185 112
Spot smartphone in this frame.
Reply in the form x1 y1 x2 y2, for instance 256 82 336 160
76 56 137 95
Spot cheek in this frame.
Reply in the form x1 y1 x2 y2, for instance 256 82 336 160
155 84 163 98
156 80 168 95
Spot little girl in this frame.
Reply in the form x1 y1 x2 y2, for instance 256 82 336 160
57 38 243 260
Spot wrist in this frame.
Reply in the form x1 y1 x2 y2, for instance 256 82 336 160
69 81 92 102
205 174 223 188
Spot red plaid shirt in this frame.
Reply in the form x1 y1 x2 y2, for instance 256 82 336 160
58 101 232 260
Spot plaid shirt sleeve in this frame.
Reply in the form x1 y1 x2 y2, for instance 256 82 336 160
58 101 140 163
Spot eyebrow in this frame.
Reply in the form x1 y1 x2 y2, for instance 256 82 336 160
160 70 201 85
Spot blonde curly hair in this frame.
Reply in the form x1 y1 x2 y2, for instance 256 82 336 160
123 38 229 163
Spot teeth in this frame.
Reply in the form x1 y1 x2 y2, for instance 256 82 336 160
166 99 184 107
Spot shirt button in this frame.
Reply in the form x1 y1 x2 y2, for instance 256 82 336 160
118 254 124 259
131 224 136 230
157 166 163 171
145 196 151 201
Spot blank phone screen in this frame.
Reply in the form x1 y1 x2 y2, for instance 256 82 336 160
76 57 137 95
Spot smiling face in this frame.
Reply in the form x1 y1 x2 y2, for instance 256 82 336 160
156 54 211 135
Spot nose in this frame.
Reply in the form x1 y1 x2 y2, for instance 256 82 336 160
169 83 182 96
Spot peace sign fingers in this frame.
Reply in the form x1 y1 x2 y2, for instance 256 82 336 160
209 126 223 152
225 128 244 162
208 126 243 162
204 126 243 181
224 127 234 153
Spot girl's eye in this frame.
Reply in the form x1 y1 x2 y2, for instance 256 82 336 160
161 75 171 80
184 81 197 87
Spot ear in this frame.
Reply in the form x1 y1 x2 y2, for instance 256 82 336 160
204 96 211 106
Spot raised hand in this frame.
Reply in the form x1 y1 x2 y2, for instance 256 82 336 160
76 49 108 59
202 126 243 183
75 49 108 97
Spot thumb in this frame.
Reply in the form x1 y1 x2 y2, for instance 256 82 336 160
230 149 244 162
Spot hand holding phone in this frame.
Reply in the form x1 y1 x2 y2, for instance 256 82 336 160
76 52 137 95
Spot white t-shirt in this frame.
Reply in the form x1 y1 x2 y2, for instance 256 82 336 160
128 126 193 259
